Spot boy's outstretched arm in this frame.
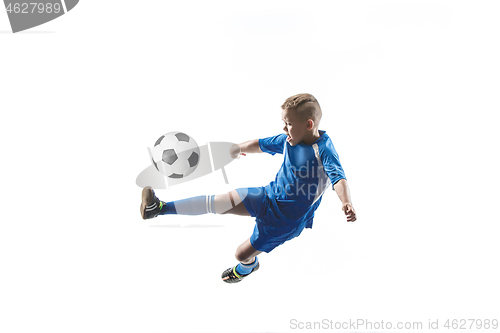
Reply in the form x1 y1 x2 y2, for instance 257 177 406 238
230 139 263 158
333 179 357 222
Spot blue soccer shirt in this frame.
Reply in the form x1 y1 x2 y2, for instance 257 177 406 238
258 130 346 228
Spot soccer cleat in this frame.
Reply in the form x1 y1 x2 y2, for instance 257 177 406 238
221 262 260 283
140 186 164 220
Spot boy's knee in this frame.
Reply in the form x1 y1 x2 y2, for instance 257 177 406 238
234 249 243 262
215 190 243 214
214 192 233 214
235 249 251 263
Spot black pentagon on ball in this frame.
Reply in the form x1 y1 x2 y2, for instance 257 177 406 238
169 173 183 179
155 135 164 147
152 158 159 171
188 151 199 167
162 149 178 165
175 132 190 142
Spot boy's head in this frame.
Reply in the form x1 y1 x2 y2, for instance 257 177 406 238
281 93 322 125
281 93 322 146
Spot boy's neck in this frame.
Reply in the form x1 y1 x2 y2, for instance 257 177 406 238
302 129 322 145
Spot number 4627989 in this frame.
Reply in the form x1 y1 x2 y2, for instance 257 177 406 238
5 3 62 14
444 319 498 330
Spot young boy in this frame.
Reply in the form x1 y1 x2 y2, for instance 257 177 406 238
140 93 356 283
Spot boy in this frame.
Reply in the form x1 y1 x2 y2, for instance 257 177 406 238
140 93 356 283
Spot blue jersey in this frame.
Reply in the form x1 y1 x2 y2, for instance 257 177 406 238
258 130 346 228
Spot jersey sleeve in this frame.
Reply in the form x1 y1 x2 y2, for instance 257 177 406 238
321 147 346 189
259 133 287 155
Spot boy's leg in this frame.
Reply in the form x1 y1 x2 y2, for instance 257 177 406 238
141 187 263 283
235 238 262 263
222 238 262 283
140 187 250 219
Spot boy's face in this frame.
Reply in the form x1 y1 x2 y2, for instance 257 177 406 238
281 108 309 146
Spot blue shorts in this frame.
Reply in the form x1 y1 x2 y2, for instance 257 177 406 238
235 187 308 253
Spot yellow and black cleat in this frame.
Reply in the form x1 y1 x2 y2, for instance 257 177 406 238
221 263 260 283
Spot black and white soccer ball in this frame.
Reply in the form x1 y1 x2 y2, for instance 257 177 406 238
152 132 200 178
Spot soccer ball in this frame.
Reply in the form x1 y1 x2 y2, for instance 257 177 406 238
152 132 200 178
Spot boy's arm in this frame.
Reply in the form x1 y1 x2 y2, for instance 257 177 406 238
333 179 357 222
230 139 263 158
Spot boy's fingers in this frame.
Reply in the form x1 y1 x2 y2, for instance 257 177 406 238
343 204 355 220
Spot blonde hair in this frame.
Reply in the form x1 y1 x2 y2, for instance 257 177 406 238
281 93 322 124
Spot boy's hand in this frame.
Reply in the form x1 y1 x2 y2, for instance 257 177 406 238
230 144 247 159
342 203 356 222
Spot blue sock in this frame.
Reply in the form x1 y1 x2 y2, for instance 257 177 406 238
235 257 259 276
158 195 216 215
158 201 176 215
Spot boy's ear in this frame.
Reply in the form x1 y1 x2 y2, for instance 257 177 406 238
307 119 314 130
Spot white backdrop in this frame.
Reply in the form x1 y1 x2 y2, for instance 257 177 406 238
1 1 499 333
